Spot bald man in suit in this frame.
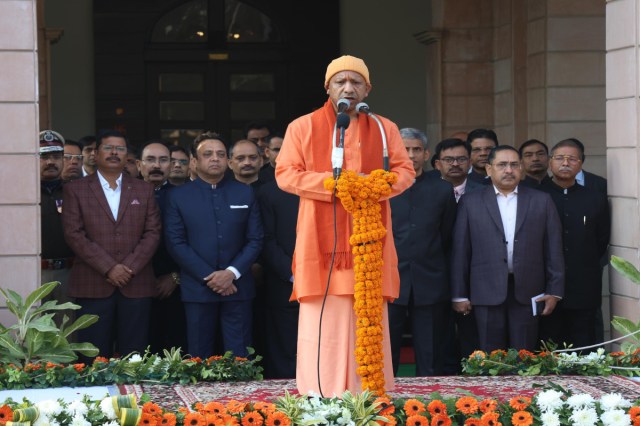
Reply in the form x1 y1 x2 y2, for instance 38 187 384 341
451 146 564 351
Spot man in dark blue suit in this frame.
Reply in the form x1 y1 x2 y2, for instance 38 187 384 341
164 132 263 358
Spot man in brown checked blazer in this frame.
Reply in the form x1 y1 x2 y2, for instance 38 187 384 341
451 145 564 352
62 130 161 358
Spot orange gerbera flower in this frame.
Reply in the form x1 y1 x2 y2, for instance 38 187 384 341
431 413 452 426
406 414 429 426
143 402 163 416
404 399 427 416
0 405 13 423
160 413 177 426
226 401 247 414
139 413 156 425
469 350 486 359
204 414 218 426
456 397 479 415
509 396 531 411
73 363 85 372
517 350 535 361
93 356 109 364
375 397 395 416
184 412 206 426
465 419 482 426
241 411 264 426
195 403 205 412
480 411 502 426
377 415 397 426
479 399 498 413
178 407 190 414
203 402 227 416
428 400 447 417
265 412 291 426
217 414 240 426
512 411 533 426
631 406 640 420
253 402 275 416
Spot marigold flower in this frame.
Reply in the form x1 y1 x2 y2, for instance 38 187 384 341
241 411 264 426
509 396 531 411
517 350 536 361
511 411 533 426
93 356 109 364
431 413 452 426
479 399 497 413
456 397 479 415
73 363 85 372
0 405 13 422
489 350 507 358
427 400 447 416
404 399 427 416
160 413 177 426
265 412 290 426
469 350 486 359
184 412 206 426
406 414 429 426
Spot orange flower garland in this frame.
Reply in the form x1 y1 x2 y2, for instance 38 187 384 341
324 169 398 396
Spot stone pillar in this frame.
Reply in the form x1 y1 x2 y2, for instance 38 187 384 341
0 0 41 323
606 0 640 339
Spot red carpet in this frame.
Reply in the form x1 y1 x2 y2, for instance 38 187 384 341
122 375 640 408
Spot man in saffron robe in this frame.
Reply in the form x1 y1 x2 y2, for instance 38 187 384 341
275 55 414 396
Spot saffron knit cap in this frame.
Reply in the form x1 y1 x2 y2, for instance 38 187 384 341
324 55 370 88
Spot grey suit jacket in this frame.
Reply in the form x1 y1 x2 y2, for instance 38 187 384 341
451 185 564 306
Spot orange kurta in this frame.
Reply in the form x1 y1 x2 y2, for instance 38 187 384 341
275 103 414 396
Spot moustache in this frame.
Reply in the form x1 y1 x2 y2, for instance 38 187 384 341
45 166 59 171
149 170 164 176
241 166 256 171
107 156 121 162
558 167 573 172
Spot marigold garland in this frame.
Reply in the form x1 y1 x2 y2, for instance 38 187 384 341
324 169 397 396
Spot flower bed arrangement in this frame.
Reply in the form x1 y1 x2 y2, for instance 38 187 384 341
2 384 640 426
0 349 262 390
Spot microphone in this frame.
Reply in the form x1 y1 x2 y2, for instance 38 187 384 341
332 112 350 179
355 102 389 171
337 98 350 113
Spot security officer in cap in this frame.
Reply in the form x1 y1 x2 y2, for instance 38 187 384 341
40 130 76 326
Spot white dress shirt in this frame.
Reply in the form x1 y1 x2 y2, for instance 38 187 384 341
494 185 518 273
97 171 122 220
453 179 468 202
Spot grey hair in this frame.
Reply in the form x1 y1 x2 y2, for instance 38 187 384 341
399 128 428 150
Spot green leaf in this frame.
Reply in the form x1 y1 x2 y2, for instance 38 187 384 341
24 282 59 311
0 335 26 357
69 342 99 357
26 318 59 333
611 316 640 344
611 255 640 285
61 314 99 338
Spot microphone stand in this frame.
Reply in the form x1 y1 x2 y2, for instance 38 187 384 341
356 103 389 171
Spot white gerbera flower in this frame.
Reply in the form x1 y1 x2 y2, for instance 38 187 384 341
35 400 63 417
600 393 632 411
67 400 88 417
99 397 117 420
540 411 561 426
567 394 595 410
569 408 599 426
70 415 91 426
601 409 631 426
128 354 143 363
33 417 59 426
536 389 564 412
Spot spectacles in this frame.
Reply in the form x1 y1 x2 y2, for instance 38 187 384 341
491 161 521 171
63 154 83 161
440 156 469 165
142 156 170 165
40 152 63 160
100 145 127 153
171 159 189 166
551 155 581 164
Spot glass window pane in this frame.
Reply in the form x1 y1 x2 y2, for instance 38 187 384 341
159 101 204 121
161 129 204 148
226 0 281 43
151 0 208 43
230 101 275 121
159 73 204 93
230 73 274 92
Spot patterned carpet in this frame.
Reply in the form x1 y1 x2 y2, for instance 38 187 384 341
121 375 640 409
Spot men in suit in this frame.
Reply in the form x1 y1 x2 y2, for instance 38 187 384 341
466 129 498 186
137 141 187 353
258 134 283 184
62 130 161 358
257 139 300 378
539 140 610 348
168 145 190 186
229 139 263 188
164 132 263 358
519 139 552 188
78 135 97 177
451 145 564 351
389 128 457 376
61 140 84 182
434 138 483 201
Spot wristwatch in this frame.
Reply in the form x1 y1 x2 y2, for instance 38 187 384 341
171 272 180 286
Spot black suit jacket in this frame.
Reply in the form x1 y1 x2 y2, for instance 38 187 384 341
257 180 300 306
451 185 565 306
582 170 607 196
390 174 457 305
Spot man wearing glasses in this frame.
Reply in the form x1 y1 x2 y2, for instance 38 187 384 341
62 129 161 360
539 139 610 349
451 145 564 351
168 145 190 186
434 138 483 202
466 129 498 185
61 140 84 182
